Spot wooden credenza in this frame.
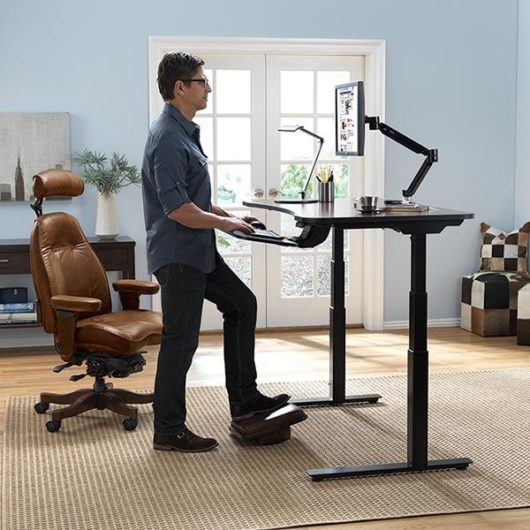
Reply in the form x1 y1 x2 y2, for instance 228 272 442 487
0 236 136 335
0 236 136 279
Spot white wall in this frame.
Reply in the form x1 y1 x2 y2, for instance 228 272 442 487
0 0 521 332
515 0 530 227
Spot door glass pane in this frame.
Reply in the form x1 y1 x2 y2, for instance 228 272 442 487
216 70 251 113
281 255 314 297
225 256 251 288
280 163 313 199
280 117 315 160
332 162 350 198
194 117 214 159
281 71 314 113
317 71 350 114
317 254 349 296
316 117 337 159
217 164 251 206
217 118 250 160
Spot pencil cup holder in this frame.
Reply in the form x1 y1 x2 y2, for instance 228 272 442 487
318 181 334 203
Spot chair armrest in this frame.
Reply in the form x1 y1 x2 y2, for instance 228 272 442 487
50 295 102 363
51 295 102 313
112 280 160 310
112 279 160 295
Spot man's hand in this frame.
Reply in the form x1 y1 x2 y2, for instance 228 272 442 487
221 216 254 234
241 215 258 224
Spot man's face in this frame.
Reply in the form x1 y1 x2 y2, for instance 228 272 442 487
180 66 211 112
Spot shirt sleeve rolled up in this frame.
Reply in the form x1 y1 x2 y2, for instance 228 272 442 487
153 133 191 216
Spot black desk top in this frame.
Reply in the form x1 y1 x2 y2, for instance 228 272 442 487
243 199 474 234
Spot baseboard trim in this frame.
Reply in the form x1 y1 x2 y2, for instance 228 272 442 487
384 318 460 330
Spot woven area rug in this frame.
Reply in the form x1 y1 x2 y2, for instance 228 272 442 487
2 369 530 530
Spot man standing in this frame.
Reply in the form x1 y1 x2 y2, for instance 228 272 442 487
142 52 289 452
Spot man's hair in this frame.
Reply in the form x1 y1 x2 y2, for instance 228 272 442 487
157 52 205 101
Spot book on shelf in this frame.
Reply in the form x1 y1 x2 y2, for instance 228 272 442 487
0 301 35 313
0 312 38 324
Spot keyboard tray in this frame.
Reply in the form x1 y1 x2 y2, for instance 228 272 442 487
229 229 298 247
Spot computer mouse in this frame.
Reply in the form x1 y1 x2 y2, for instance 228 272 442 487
250 220 266 230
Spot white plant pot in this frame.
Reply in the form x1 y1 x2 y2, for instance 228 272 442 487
95 193 119 239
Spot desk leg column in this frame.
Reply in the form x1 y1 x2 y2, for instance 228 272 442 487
408 233 429 468
306 232 470 480
330 227 346 402
406 233 472 473
295 227 380 408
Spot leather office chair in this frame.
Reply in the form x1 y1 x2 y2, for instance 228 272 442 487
29 169 162 432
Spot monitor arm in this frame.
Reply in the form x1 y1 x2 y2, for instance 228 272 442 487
365 116 438 202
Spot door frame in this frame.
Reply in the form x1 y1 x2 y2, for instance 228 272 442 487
148 36 386 330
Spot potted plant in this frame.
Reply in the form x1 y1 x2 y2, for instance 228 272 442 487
74 150 140 239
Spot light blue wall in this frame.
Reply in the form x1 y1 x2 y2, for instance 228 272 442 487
516 0 530 227
0 0 520 325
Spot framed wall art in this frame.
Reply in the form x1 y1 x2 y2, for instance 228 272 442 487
0 113 70 202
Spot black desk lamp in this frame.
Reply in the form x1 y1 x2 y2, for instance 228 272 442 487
275 125 324 204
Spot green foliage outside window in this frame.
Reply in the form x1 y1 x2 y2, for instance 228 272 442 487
281 163 350 198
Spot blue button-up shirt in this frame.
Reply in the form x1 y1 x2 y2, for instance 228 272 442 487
142 104 216 275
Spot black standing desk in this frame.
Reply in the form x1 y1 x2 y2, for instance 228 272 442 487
243 198 474 480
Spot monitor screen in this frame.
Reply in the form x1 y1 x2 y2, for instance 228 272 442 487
335 81 365 156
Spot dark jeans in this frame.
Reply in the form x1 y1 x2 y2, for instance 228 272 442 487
153 256 258 434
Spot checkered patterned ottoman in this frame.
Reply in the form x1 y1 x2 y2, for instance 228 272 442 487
517 284 530 345
461 271 530 336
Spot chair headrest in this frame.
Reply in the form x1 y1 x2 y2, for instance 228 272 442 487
33 170 84 199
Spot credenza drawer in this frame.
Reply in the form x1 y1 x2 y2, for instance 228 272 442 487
0 251 31 274
0 237 135 278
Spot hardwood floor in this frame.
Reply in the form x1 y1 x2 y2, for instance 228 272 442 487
1 326 529 529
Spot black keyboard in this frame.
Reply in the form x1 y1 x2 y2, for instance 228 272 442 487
233 228 284 240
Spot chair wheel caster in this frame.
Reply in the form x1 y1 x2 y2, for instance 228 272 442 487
46 420 61 432
34 402 50 414
123 418 137 431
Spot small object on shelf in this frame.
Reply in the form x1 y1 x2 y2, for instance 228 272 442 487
0 311 38 324
0 287 28 304
74 150 140 240
0 301 35 313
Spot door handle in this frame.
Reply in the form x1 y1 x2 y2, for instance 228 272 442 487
268 187 280 199
253 188 264 198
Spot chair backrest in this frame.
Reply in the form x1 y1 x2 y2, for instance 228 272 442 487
29 170 111 334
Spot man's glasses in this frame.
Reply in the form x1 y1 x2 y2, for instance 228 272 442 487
180 77 210 87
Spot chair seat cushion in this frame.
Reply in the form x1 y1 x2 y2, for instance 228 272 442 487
76 310 162 355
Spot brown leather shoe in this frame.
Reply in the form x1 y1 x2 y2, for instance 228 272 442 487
230 391 291 421
153 427 219 453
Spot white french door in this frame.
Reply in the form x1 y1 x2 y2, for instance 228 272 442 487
148 38 385 330
264 55 365 326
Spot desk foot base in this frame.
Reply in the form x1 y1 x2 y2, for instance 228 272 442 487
307 457 473 481
292 394 382 407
